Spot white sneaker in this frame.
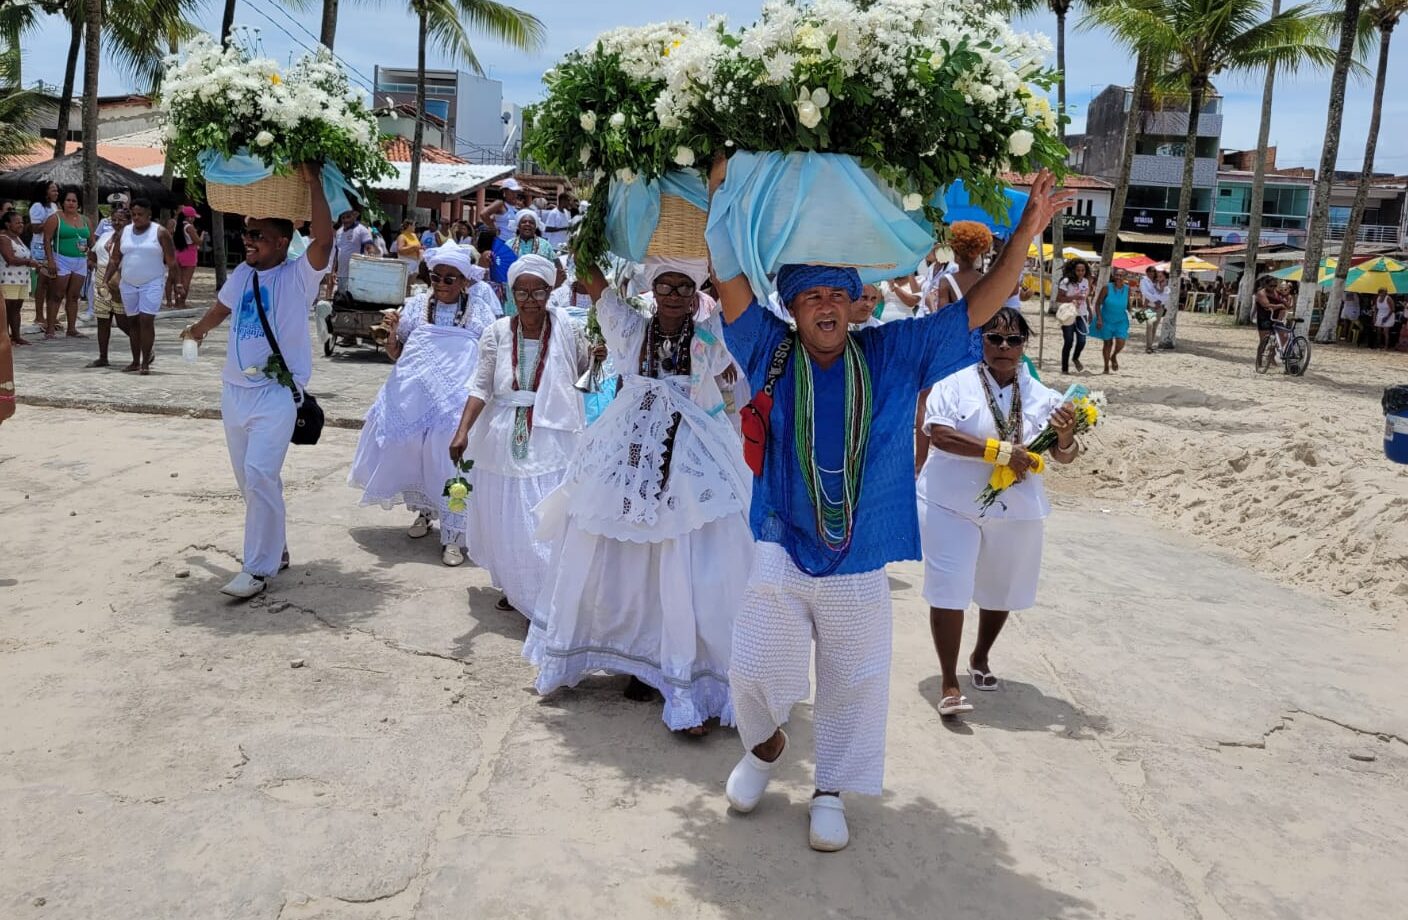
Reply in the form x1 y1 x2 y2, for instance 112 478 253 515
220 572 267 599
809 795 849 852
442 544 465 567
725 731 786 813
407 512 432 539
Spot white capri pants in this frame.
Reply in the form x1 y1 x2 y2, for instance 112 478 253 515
729 542 892 795
222 383 296 577
120 276 165 316
919 502 1045 612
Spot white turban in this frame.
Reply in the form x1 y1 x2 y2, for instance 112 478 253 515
426 246 474 279
515 209 541 231
645 256 710 289
507 253 557 290
457 244 487 283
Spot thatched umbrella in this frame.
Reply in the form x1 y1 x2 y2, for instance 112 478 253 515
0 150 177 206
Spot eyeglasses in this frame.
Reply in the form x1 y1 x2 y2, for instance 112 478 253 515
983 333 1027 348
652 281 696 298
240 228 266 241
513 288 551 304
429 272 465 285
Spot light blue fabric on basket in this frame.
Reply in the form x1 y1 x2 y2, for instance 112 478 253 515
605 169 710 263
704 151 941 301
197 150 358 220
942 179 1029 240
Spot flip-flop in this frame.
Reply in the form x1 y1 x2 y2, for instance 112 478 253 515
969 668 999 691
494 596 516 612
938 694 974 716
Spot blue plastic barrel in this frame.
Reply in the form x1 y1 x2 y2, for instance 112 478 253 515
1384 386 1408 464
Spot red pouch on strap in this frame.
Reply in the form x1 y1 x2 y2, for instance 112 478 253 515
739 333 794 478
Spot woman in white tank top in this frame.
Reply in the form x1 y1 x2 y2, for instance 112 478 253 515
104 198 179 374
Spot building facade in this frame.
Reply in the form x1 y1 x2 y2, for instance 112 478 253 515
373 66 508 160
1068 84 1223 247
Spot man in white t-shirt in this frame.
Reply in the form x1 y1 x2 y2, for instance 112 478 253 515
331 209 372 291
541 192 575 250
183 163 333 599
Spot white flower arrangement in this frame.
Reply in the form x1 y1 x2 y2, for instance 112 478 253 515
159 33 392 199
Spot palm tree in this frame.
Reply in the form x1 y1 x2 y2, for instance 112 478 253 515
404 0 544 212
0 39 41 166
1316 0 1405 343
1234 0 1282 326
1293 0 1362 326
53 4 81 157
320 0 338 48
1090 0 1337 349
81 0 99 226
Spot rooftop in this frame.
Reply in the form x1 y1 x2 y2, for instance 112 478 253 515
1003 171 1114 191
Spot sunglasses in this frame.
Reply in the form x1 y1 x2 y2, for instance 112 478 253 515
652 281 696 298
513 288 551 304
240 228 266 241
983 333 1027 348
429 272 465 285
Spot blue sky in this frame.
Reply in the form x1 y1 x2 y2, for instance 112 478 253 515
18 0 1406 173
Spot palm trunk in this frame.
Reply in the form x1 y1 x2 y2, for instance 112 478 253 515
1097 56 1149 285
1236 0 1280 326
81 0 99 227
52 16 81 158
319 0 338 49
407 9 427 214
1159 76 1206 349
1049 5 1067 293
1294 0 1361 327
160 34 178 190
209 0 239 291
1318 20 1394 344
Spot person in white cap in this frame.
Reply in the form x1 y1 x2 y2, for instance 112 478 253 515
182 163 333 599
349 246 498 566
483 180 536 245
524 257 750 735
448 254 592 614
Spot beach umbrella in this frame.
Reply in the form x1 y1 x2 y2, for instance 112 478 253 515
1271 259 1336 282
943 179 1029 239
1112 253 1156 270
1153 256 1220 273
1346 256 1405 274
1320 267 1408 295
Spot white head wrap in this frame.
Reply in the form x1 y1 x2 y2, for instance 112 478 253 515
457 243 487 283
426 246 474 279
507 253 557 290
515 209 541 231
645 256 710 289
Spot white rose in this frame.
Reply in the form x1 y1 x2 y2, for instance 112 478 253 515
580 111 597 133
929 50 945 69
579 144 592 166
254 130 274 147
609 112 626 128
673 145 696 167
1008 129 1035 156
797 100 821 129
810 87 830 109
902 193 923 212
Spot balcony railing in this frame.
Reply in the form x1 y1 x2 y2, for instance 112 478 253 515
1325 223 1402 245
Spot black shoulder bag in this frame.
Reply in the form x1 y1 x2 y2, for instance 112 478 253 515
251 270 324 446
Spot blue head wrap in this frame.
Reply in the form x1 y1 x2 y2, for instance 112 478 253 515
776 264 863 308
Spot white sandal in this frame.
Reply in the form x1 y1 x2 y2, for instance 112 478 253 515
809 795 849 852
441 544 465 567
938 694 974 716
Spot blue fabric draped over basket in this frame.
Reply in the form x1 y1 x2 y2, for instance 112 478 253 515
942 179 1029 240
197 150 359 219
605 169 710 262
705 150 941 300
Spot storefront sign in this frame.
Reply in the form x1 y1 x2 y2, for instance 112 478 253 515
1121 208 1209 232
1061 214 1096 233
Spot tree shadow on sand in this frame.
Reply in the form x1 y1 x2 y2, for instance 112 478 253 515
166 550 396 637
917 675 1109 740
660 789 1096 919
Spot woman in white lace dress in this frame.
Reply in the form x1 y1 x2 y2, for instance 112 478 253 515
524 258 753 735
349 247 497 565
449 254 592 613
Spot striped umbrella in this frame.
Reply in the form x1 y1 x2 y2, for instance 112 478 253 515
1322 267 1408 295
1271 259 1336 282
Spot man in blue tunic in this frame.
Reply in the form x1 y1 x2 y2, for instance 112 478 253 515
712 169 1070 852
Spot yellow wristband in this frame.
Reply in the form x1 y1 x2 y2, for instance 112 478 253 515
983 438 1000 463
1028 451 1046 474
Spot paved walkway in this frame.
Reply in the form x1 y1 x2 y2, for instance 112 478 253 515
2 408 1405 919
11 311 390 427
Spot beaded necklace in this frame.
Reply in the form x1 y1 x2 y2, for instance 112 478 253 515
426 292 469 327
789 337 873 574
977 364 1023 442
638 314 693 378
509 313 552 461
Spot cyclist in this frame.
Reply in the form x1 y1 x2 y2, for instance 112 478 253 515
1253 275 1284 369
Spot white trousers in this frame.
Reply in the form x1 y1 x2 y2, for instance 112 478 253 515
729 542 893 795
918 502 1046 612
222 384 295 577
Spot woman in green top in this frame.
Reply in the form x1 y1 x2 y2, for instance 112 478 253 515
509 210 556 260
41 186 92 339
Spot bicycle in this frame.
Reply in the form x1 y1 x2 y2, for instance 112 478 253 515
1257 316 1311 376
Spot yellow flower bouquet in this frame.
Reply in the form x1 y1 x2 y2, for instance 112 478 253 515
977 385 1102 514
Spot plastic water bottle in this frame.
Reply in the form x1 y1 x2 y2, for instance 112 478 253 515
182 337 199 363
